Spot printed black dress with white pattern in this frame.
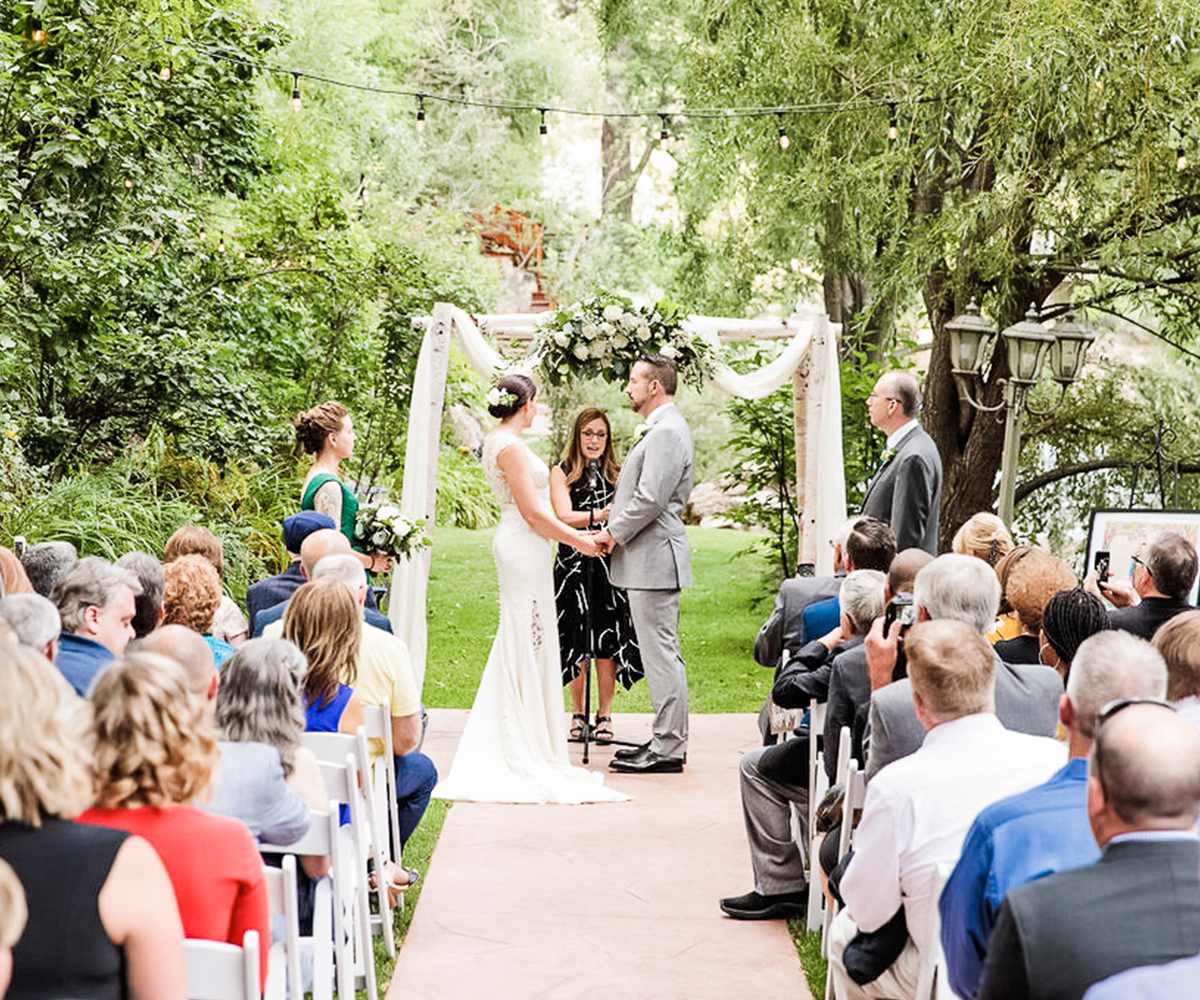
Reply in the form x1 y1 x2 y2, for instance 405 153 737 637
552 464 644 688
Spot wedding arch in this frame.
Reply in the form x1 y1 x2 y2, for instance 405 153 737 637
389 302 847 694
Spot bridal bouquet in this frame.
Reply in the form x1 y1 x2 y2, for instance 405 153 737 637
532 290 714 390
353 502 430 561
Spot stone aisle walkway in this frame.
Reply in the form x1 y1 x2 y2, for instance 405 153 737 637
387 710 812 1000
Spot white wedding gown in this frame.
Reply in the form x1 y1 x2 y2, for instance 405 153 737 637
433 429 628 804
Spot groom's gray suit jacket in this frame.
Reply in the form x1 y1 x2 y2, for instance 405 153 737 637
608 403 694 591
861 423 942 554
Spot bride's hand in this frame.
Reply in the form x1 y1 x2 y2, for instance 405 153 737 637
572 532 601 558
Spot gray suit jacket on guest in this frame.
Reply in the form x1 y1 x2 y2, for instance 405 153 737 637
754 572 844 668
861 423 942 554
980 839 1200 1000
609 403 694 592
864 652 1063 780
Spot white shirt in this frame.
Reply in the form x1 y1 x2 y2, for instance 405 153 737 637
841 712 1065 949
886 419 919 450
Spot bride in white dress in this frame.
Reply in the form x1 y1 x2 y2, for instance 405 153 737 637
434 375 628 804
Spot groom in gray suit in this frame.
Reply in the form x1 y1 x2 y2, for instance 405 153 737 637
595 355 694 774
861 371 942 554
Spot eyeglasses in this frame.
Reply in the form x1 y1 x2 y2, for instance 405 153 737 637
1091 697 1176 789
867 391 899 403
580 430 608 440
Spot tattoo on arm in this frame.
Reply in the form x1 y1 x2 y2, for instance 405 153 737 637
314 481 342 522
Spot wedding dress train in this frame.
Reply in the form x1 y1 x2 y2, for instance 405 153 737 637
433 429 628 804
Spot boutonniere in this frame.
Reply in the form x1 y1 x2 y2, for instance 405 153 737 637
633 423 650 443
879 447 897 466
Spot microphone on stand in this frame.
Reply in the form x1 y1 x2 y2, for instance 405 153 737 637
586 458 601 491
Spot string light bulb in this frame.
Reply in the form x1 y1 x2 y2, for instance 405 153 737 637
659 114 670 143
217 234 226 254
776 111 790 150
887 103 898 141
538 107 548 146
30 28 48 43
290 72 302 111
198 228 206 241
415 93 426 133
1178 147 1188 172
123 178 134 189
158 63 172 82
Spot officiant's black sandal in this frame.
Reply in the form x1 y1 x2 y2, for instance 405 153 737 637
569 714 588 742
593 716 614 743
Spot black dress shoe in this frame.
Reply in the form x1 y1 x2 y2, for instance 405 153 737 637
719 888 808 920
609 750 685 773
613 740 651 761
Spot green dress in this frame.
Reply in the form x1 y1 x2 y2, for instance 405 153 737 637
302 472 360 548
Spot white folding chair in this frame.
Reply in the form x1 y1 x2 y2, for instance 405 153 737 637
302 735 383 1000
185 930 260 1000
804 699 831 933
261 855 302 1000
360 703 403 863
819 728 855 951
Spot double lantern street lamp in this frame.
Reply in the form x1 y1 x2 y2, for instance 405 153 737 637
945 301 1096 526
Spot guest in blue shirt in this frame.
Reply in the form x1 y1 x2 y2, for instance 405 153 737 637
50 557 141 695
162 556 235 665
940 630 1169 1000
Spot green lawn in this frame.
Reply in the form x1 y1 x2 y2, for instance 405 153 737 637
424 525 774 713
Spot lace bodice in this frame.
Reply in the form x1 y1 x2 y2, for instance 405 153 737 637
483 429 549 508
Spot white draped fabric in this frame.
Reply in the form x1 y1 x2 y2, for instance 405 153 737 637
391 304 845 697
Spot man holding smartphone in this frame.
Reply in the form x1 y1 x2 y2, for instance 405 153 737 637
1084 533 1198 640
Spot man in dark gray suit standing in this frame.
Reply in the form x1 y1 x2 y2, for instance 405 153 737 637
979 700 1200 1000
595 355 694 774
861 371 942 554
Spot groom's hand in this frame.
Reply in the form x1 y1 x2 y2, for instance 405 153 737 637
592 529 615 554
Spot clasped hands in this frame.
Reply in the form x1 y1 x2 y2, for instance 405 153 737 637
578 528 616 557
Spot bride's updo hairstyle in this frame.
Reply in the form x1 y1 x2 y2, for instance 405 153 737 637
487 374 536 419
295 401 349 455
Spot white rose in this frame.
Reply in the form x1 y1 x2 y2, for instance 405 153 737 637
372 530 389 547
637 325 651 341
620 312 638 329
582 323 599 339
379 505 401 520
554 330 569 347
613 333 628 348
603 304 623 321
661 344 678 359
600 322 614 336
573 343 589 359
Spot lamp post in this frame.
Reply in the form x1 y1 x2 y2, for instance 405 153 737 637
946 301 1096 526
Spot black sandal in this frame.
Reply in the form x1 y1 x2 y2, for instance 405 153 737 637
569 714 588 742
593 715 614 743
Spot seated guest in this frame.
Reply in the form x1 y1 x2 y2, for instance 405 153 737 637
1151 610 1200 731
987 544 1034 642
137 624 218 701
979 701 1200 1000
1085 531 1198 639
719 569 886 921
952 512 1014 567
253 528 391 638
827 621 1065 999
800 518 896 649
755 517 856 670
0 594 60 662
49 557 141 695
18 541 76 598
162 555 235 664
0 549 32 596
0 858 26 998
0 645 185 1000
114 552 165 638
267 555 435 847
940 630 1169 1000
282 577 366 736
79 653 270 992
865 554 1063 780
246 511 378 627
993 549 1077 664
1038 587 1109 681
163 525 249 646
1083 951 1200 1000
212 639 327 864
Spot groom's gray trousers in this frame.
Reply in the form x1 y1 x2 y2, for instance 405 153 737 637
626 587 689 758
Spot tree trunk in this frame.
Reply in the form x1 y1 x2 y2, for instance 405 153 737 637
601 40 633 222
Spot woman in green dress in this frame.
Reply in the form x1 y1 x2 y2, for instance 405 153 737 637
295 401 391 576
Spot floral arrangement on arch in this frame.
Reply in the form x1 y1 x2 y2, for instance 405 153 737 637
531 290 714 390
353 502 430 562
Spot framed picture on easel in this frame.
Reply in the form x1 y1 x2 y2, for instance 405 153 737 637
1086 509 1200 605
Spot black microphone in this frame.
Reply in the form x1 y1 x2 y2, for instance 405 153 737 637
586 458 601 490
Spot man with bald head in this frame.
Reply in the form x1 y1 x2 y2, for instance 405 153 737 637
979 700 1200 1000
252 528 391 636
861 370 942 554
136 624 219 710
